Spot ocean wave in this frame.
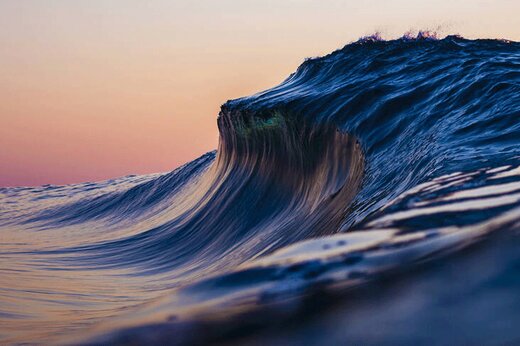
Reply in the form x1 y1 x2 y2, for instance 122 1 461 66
1 34 519 345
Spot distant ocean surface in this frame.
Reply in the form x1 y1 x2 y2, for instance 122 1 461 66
1 34 520 345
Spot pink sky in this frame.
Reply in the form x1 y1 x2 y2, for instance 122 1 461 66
1 0 519 186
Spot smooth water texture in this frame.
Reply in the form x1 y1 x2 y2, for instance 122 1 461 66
1 34 520 345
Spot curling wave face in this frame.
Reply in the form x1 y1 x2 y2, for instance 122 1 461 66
1 34 520 345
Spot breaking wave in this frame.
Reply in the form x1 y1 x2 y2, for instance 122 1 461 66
1 34 520 345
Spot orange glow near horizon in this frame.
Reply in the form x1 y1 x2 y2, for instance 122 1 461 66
1 0 519 186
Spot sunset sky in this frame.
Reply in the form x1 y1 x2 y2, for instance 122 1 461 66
1 0 518 186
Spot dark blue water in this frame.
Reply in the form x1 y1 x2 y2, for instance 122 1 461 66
1 34 519 345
